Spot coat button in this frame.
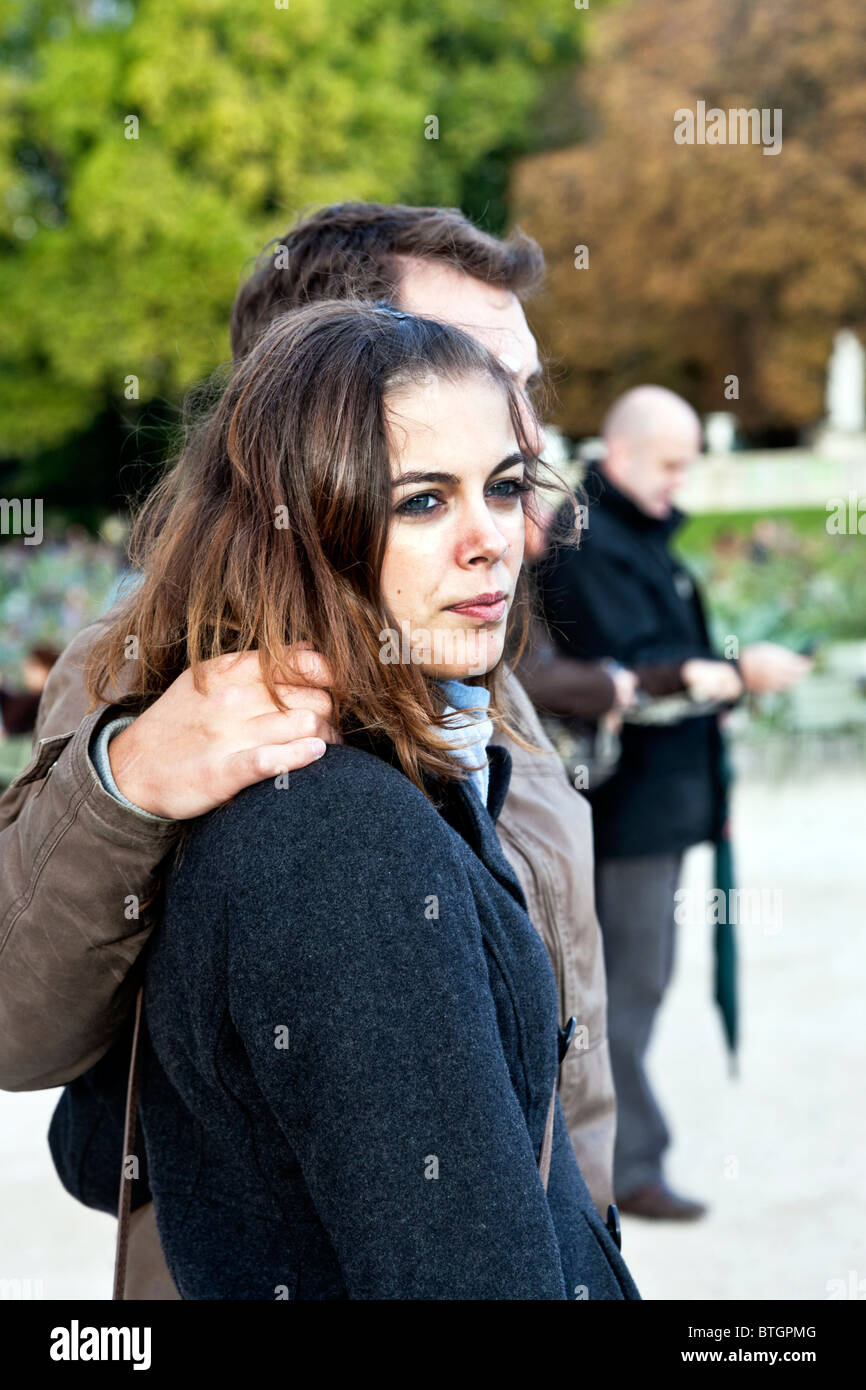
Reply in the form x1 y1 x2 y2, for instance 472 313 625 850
558 1016 578 1064
606 1204 622 1250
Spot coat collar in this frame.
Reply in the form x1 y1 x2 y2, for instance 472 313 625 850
583 458 686 541
430 744 527 908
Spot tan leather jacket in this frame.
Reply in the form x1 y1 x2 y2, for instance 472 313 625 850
0 622 615 1234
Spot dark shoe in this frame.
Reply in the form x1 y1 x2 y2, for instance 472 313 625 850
616 1180 708 1221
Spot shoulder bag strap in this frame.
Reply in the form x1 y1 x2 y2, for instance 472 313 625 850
538 1080 557 1192
113 985 144 1301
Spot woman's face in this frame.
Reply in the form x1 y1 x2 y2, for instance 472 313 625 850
381 373 526 680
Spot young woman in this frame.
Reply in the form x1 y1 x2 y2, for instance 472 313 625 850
85 301 640 1301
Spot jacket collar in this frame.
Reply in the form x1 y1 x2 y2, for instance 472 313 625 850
483 743 512 822
583 458 686 541
430 744 527 908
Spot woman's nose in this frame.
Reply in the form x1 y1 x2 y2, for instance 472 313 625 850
456 503 510 566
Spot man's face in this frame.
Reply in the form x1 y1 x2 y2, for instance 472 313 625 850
607 424 700 520
395 258 543 452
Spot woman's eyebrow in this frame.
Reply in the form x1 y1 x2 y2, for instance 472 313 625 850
391 454 526 489
487 452 527 479
391 470 460 488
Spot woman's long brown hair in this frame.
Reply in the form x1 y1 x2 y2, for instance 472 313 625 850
86 300 557 792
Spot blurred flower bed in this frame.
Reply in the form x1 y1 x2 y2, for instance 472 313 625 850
677 510 866 652
677 510 866 741
0 523 126 685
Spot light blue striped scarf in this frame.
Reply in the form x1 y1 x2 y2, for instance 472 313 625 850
435 678 494 807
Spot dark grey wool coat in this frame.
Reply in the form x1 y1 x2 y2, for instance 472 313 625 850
54 734 640 1301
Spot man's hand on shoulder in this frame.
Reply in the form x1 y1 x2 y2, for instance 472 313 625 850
108 646 338 819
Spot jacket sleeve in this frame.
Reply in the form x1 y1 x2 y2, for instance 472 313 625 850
514 614 618 720
0 623 179 1091
225 758 570 1299
632 660 688 697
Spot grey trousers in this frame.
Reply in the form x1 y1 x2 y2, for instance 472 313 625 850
595 852 684 1196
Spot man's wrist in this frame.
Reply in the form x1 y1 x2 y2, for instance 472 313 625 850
90 716 174 824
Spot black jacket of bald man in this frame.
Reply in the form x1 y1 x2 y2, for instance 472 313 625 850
536 460 727 860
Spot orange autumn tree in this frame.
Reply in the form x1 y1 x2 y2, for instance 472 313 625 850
511 0 866 439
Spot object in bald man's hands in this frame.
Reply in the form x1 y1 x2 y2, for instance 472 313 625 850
681 659 743 705
609 666 639 711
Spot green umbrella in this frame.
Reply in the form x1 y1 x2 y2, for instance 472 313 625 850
713 739 739 1075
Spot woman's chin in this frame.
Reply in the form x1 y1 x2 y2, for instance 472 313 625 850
417 626 505 681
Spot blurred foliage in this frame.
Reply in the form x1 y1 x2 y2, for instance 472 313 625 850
0 525 125 677
0 0 590 510
512 0 866 438
676 510 866 651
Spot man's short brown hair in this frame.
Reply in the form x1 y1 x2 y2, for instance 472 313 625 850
229 202 545 359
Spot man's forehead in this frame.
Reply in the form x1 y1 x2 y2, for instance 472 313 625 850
396 258 540 380
640 424 701 455
470 315 540 383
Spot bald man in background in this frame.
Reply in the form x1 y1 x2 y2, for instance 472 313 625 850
537 386 809 1219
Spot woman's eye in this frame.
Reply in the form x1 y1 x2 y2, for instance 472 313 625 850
396 492 441 515
488 477 529 500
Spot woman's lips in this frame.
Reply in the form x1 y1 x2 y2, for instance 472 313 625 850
446 593 507 622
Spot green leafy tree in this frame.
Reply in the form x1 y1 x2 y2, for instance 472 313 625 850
0 0 590 512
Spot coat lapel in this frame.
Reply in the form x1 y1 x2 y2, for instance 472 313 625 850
437 747 528 911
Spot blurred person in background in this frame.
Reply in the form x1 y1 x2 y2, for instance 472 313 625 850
0 646 59 737
516 499 640 728
516 497 754 751
0 646 59 789
537 385 811 1221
